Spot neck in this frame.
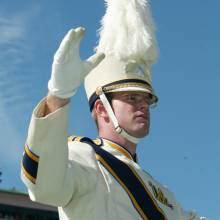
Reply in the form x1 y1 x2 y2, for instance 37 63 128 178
99 130 137 156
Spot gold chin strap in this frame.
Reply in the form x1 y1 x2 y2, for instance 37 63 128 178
97 87 140 144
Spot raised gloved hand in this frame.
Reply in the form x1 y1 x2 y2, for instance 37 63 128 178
48 27 105 98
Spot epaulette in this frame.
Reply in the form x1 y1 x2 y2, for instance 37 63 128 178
68 135 83 142
68 135 102 146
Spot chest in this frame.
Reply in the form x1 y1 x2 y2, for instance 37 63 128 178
99 162 182 220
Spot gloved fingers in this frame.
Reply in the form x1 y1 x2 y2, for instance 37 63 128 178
67 27 85 54
54 27 85 63
84 53 105 73
74 27 86 41
53 29 75 62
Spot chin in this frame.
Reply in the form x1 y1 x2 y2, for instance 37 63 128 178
130 126 150 138
135 131 149 138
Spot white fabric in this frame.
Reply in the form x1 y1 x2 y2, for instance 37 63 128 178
84 0 158 106
96 0 158 64
84 56 153 101
48 27 104 98
109 87 151 93
21 99 208 220
99 92 140 144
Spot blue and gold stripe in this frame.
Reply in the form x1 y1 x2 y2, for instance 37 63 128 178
80 137 167 220
104 139 133 160
22 145 39 184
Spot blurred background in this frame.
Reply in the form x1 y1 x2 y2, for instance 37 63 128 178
0 0 219 219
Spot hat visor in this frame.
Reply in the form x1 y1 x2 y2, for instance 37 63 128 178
107 86 152 93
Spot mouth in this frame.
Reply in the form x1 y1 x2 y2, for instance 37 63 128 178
135 115 148 122
136 113 147 119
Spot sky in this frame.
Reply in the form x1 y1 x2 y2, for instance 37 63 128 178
0 0 219 219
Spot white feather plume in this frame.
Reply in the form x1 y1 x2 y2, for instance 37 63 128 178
96 0 158 64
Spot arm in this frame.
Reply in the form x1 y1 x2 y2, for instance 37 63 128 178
21 27 104 207
43 94 69 116
21 98 72 207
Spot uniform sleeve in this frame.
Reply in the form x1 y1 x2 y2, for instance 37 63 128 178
21 98 76 207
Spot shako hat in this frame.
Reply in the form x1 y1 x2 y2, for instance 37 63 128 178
84 0 159 144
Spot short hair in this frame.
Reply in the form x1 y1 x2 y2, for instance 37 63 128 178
91 93 113 130
91 108 98 129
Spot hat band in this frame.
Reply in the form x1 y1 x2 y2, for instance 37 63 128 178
89 79 155 111
101 79 152 93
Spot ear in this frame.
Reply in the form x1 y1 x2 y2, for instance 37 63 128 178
94 99 109 121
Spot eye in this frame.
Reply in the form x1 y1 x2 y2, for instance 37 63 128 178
126 94 136 102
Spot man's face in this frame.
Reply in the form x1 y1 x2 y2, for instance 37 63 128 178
110 91 151 138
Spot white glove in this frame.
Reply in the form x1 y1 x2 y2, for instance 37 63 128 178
48 27 105 98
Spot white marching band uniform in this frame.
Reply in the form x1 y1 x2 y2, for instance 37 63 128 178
21 0 208 219
21 99 206 220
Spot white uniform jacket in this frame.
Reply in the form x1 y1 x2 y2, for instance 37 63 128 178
21 99 207 220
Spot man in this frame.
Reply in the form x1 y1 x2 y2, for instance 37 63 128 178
21 0 207 219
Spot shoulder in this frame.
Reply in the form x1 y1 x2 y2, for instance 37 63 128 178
67 135 102 168
68 135 102 146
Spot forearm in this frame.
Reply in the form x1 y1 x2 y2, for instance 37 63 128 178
44 93 70 116
21 99 73 206
34 94 69 118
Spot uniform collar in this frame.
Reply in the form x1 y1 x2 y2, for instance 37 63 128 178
99 138 138 162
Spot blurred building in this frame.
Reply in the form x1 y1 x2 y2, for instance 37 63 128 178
0 189 59 220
